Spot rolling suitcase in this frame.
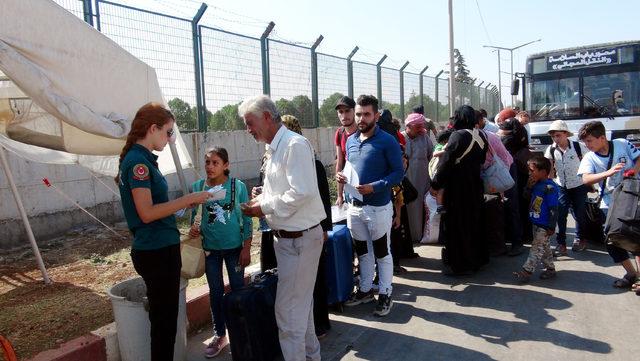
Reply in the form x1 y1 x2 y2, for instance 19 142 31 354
325 224 354 309
484 194 507 256
223 270 281 361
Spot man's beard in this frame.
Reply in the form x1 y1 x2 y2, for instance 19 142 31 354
358 121 375 133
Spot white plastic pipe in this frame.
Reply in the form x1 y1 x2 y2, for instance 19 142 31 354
0 145 51 284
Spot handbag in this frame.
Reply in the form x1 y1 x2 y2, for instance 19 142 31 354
180 179 206 279
402 177 419 204
481 139 515 193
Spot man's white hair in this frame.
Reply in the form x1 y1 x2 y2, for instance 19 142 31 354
238 95 281 123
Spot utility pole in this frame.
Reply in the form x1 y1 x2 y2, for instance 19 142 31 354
483 39 541 107
448 0 455 116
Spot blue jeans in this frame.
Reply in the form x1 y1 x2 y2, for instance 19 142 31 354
205 246 245 337
556 184 589 245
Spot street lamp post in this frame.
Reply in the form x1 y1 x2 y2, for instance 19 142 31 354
483 39 541 107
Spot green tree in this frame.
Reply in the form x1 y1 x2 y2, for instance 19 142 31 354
290 95 314 127
381 101 402 120
319 92 344 127
168 97 196 130
275 98 297 120
210 103 243 131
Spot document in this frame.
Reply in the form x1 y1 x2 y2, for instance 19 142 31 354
342 161 363 202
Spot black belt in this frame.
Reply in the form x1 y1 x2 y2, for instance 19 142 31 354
272 224 320 239
350 199 364 207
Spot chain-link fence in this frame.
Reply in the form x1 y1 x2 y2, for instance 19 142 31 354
53 0 500 131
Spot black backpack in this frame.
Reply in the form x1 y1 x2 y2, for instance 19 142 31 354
605 176 640 253
549 141 582 163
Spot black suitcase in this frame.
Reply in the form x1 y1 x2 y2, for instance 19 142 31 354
606 177 640 252
223 270 281 361
484 194 507 256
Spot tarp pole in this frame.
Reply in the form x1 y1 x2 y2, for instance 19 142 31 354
168 140 188 196
0 145 51 284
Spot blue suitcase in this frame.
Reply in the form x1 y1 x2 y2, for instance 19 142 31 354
325 224 354 306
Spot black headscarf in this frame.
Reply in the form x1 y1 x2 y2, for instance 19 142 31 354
500 117 528 154
452 105 477 130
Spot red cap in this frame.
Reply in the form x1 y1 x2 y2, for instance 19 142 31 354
42 178 51 187
497 108 517 122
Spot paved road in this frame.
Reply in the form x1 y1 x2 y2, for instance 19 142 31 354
187 233 640 361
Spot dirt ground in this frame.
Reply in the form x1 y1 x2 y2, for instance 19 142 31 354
0 223 262 360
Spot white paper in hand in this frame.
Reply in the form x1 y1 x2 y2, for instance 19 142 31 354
207 185 226 201
342 161 363 201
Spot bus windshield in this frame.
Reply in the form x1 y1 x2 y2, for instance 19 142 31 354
583 71 640 117
529 77 580 121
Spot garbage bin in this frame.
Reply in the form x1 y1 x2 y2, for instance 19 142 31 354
107 277 188 361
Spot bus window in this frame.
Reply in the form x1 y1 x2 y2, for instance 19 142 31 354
583 71 640 117
530 77 580 121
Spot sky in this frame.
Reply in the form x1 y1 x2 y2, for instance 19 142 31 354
114 0 640 107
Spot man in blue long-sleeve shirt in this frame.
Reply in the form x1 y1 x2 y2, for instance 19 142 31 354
336 94 403 316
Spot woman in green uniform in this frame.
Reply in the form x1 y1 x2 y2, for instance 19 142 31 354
116 102 210 361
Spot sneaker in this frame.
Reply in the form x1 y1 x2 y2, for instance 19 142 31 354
553 244 568 257
572 239 587 252
205 335 228 358
373 294 393 316
344 289 375 306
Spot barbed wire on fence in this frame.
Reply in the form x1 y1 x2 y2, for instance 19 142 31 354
51 0 500 131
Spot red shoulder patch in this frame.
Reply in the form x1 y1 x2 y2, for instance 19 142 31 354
132 164 150 181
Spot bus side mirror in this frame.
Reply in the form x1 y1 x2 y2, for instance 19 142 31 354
511 79 520 96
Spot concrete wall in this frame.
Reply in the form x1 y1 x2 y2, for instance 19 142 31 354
0 127 337 249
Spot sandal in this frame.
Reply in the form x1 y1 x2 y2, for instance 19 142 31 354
513 269 532 283
539 268 557 280
612 273 637 288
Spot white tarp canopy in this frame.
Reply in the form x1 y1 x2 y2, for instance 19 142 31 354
0 0 193 176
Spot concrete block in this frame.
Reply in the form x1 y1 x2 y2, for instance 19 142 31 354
25 334 106 361
91 323 121 361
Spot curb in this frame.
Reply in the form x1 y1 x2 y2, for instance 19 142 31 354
25 265 261 361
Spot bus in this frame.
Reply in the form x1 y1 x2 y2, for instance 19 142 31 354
519 40 640 152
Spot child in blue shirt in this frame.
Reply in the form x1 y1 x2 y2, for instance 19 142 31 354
189 147 253 358
514 155 559 283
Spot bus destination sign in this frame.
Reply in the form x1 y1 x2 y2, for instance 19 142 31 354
547 48 618 71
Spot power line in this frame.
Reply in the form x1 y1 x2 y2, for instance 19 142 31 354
475 0 493 46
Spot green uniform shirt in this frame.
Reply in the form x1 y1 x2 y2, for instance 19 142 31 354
118 144 179 250
191 178 253 251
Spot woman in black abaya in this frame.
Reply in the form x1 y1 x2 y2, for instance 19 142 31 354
430 105 488 275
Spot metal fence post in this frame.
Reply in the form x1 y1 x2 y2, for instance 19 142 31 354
191 4 207 131
399 61 409 119
434 70 444 123
477 81 485 110
82 0 93 26
376 55 387 103
419 65 429 108
260 22 275 96
310 35 324 127
95 0 101 31
347 46 359 99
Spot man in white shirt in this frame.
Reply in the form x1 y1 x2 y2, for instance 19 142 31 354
240 95 326 361
543 120 589 256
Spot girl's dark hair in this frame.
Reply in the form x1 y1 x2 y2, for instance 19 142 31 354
114 102 175 184
452 105 477 130
436 129 454 144
205 146 230 176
